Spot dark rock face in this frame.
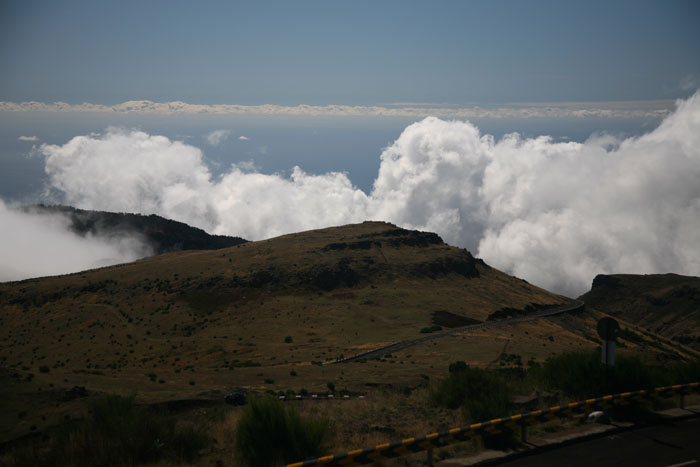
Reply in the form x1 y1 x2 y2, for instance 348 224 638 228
305 258 361 291
486 303 556 321
323 240 377 251
324 229 443 251
431 310 482 328
413 255 480 279
23 204 247 254
361 228 444 247
591 275 622 289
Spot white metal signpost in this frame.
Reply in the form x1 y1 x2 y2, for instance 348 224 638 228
597 317 620 366
597 317 620 395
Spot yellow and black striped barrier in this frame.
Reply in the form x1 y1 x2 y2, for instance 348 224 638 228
287 382 699 467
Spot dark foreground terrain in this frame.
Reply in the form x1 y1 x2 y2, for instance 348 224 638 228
1 220 698 465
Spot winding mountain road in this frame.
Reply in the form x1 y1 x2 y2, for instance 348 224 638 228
329 299 585 364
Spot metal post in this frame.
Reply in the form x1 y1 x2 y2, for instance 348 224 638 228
520 420 527 443
680 389 685 409
427 448 433 466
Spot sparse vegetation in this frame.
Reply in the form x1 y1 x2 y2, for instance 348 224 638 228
235 397 329 467
670 358 700 383
2 222 698 466
582 273 700 348
431 362 513 423
531 351 678 399
5 394 208 466
498 353 523 367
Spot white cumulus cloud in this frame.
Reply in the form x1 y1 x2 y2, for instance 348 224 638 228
18 135 39 141
239 135 249 141
33 92 700 296
206 129 231 146
39 128 368 240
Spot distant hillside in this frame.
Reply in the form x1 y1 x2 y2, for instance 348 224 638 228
1 221 693 444
580 273 700 348
25 205 247 254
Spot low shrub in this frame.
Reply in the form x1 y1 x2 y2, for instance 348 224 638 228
235 397 329 467
431 363 517 450
6 394 208 466
668 358 700 384
448 361 467 373
532 351 669 399
431 364 513 423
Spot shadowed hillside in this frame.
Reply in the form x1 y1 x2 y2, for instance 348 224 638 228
1 221 695 449
580 273 700 348
23 204 247 254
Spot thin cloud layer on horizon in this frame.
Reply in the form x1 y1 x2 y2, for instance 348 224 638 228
0 99 674 120
25 91 700 296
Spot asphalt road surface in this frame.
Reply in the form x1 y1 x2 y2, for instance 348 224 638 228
332 299 584 364
492 417 700 467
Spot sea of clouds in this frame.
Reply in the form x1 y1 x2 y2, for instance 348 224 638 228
2 92 698 295
0 201 151 282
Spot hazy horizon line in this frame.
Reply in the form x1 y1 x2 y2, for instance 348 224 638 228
0 98 678 119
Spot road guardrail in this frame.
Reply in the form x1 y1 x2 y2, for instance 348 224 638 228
287 382 699 467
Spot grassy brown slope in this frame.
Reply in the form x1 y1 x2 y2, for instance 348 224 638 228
0 221 675 447
580 274 700 348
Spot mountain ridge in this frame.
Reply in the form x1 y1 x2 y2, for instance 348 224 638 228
1 221 695 445
22 204 247 254
580 273 700 348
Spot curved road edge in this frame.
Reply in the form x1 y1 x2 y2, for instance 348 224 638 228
328 298 585 364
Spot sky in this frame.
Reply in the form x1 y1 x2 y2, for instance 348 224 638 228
2 0 699 105
1 1 699 296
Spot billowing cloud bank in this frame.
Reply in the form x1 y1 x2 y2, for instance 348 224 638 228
35 92 700 296
0 201 151 282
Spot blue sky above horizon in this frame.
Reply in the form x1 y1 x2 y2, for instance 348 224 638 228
2 0 699 106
